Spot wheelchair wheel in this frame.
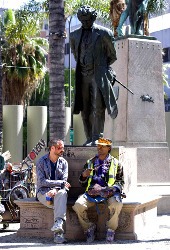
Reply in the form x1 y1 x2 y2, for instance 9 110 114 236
3 223 9 229
8 185 29 208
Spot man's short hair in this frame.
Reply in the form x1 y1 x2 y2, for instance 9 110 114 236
48 139 63 150
77 5 97 22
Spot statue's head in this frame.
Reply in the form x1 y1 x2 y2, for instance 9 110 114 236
77 6 97 29
110 0 127 15
116 0 126 13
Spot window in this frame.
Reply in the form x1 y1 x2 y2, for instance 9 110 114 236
163 48 170 63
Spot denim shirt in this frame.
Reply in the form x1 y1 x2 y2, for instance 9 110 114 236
36 153 68 195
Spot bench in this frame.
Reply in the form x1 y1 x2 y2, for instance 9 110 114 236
15 146 160 240
15 195 160 241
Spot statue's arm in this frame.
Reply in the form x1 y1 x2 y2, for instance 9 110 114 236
103 31 117 65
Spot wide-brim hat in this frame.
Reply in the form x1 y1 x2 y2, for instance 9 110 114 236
95 138 112 146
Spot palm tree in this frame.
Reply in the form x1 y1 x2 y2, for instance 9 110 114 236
0 35 2 153
48 0 66 140
1 8 48 106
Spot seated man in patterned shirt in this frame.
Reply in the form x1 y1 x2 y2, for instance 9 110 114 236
72 137 124 243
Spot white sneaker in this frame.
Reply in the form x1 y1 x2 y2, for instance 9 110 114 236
51 218 64 233
86 224 96 243
106 228 115 243
54 232 67 244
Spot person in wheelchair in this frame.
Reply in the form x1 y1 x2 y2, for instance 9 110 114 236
0 162 13 190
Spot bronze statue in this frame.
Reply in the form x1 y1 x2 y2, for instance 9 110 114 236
70 6 118 146
116 0 149 37
110 0 127 37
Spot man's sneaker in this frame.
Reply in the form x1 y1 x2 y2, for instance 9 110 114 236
106 228 115 243
51 218 64 233
54 232 67 244
86 224 96 243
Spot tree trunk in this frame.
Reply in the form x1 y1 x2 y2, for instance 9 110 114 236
49 0 65 141
0 38 3 153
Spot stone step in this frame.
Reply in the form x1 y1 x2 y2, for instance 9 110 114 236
136 184 170 215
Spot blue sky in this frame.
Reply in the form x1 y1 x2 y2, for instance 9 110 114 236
0 0 31 9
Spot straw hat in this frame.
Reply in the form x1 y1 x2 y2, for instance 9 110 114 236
95 138 112 146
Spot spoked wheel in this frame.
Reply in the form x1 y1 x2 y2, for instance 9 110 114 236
3 223 9 229
8 185 29 208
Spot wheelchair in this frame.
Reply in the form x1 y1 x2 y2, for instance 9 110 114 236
0 163 35 229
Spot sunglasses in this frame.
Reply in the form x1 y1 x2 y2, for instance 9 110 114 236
97 145 110 149
54 146 64 150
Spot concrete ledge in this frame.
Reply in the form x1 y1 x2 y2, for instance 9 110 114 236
15 196 160 241
136 185 170 215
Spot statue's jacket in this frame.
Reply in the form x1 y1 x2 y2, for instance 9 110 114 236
70 23 118 119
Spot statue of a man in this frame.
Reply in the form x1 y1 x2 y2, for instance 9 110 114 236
70 6 118 146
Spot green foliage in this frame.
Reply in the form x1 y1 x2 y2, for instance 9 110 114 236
64 68 75 107
4 9 16 26
163 64 170 87
42 0 168 22
18 0 47 20
29 72 49 106
42 0 111 23
30 68 75 107
64 0 110 19
1 5 48 106
28 0 169 28
147 0 168 15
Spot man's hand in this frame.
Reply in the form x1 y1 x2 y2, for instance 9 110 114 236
47 188 58 197
87 184 102 196
82 168 93 178
93 183 102 191
64 181 71 190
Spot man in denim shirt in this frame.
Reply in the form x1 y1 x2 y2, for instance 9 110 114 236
36 139 71 244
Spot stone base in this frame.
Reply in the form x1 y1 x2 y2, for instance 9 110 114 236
15 196 160 241
158 194 170 215
104 38 170 184
136 147 170 183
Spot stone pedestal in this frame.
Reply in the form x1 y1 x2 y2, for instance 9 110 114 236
104 38 170 184
165 112 170 156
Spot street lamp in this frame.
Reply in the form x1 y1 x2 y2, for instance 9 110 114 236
67 16 74 144
68 15 72 108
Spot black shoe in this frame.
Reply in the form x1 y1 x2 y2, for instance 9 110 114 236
83 139 92 146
